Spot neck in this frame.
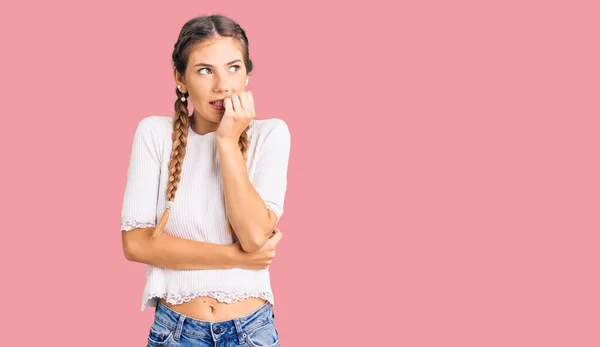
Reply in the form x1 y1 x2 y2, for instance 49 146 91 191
191 111 218 135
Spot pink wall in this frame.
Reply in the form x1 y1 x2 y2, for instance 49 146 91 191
1 1 598 346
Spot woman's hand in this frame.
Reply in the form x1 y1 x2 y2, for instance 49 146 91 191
231 228 283 270
216 91 256 142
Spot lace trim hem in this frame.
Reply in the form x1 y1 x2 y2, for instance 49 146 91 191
121 220 155 231
145 290 274 306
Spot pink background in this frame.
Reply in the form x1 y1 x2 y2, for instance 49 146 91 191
1 0 598 346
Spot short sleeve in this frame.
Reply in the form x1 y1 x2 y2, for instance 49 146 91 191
252 119 291 224
120 117 162 232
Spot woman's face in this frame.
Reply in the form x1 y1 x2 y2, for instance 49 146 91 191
174 36 247 124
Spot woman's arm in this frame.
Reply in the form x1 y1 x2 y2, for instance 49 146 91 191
218 140 276 252
217 120 291 253
122 227 236 270
122 227 281 271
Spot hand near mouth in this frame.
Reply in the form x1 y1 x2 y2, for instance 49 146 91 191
216 91 256 143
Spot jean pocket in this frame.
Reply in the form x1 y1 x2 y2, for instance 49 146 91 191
147 320 174 347
246 322 279 347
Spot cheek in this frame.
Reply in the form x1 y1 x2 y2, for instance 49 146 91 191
189 83 211 101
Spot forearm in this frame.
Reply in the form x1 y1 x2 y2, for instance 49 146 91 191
123 228 238 270
217 140 275 252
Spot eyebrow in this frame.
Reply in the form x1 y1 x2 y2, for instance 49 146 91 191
194 59 242 68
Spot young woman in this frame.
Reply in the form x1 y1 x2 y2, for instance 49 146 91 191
120 14 290 347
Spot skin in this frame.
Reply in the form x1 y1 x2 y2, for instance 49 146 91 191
168 36 276 321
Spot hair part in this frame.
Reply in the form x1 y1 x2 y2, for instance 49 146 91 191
153 14 253 237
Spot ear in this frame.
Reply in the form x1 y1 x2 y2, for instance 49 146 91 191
245 76 249 86
173 67 187 93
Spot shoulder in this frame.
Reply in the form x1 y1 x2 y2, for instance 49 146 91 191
136 115 172 135
131 116 174 148
130 116 173 159
249 118 290 143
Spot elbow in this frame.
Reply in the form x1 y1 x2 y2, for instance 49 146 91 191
123 247 138 261
122 239 139 262
238 231 269 253
239 239 262 253
121 229 146 262
234 213 277 253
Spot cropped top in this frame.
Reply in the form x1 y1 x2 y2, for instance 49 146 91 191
120 115 291 311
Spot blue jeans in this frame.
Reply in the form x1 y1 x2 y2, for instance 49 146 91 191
147 299 279 347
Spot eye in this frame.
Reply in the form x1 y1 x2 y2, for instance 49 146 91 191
198 65 241 75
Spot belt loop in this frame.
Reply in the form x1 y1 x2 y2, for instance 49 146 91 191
173 314 185 341
269 302 275 320
233 317 246 344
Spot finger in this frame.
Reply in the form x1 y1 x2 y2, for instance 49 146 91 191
224 97 233 112
232 94 242 113
267 231 282 245
247 91 255 116
239 91 249 112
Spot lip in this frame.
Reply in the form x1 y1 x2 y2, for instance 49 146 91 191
209 101 225 111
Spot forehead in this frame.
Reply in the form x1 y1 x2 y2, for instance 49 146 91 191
188 37 243 64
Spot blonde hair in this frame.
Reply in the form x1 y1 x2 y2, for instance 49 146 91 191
151 14 253 237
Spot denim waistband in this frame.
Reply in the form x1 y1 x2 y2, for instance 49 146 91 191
153 299 274 342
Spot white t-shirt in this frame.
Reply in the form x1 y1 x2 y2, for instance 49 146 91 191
120 115 291 311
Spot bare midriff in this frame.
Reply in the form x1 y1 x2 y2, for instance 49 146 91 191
159 296 267 322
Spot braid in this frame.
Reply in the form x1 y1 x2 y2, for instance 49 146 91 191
152 87 190 237
238 124 251 161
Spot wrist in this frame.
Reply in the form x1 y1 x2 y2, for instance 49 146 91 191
224 243 241 267
216 137 238 148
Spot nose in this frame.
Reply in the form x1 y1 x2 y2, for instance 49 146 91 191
212 74 230 93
